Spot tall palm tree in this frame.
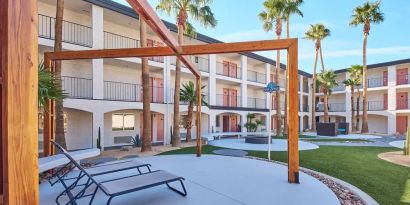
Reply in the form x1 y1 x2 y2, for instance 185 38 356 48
139 19 152 152
282 0 303 134
304 24 330 131
54 0 66 149
180 81 207 142
348 65 363 131
350 0 384 133
156 0 217 147
259 0 286 136
317 70 338 123
343 79 358 132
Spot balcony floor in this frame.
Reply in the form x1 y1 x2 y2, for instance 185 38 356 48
40 155 339 205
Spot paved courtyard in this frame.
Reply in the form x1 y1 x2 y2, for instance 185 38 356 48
40 155 339 205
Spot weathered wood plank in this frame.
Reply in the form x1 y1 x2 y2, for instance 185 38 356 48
0 0 39 204
286 41 300 184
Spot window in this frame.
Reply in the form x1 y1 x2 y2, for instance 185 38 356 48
112 114 135 131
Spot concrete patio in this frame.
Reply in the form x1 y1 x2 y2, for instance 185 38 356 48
40 155 339 205
209 138 319 151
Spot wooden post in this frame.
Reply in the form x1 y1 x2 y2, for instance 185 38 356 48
286 41 300 183
0 0 40 204
43 58 55 156
196 77 202 157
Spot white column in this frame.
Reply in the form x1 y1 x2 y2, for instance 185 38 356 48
388 66 397 111
299 114 303 132
209 112 216 133
92 5 104 100
387 66 397 135
307 78 313 129
208 54 217 105
164 57 172 103
241 113 248 133
240 55 248 107
92 110 104 150
345 73 352 131
265 64 272 132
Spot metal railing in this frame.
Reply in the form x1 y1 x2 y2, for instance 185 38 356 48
38 14 92 47
103 81 164 103
352 100 387 111
397 75 410 85
317 103 346 112
216 62 242 79
215 94 242 107
368 77 386 88
332 84 346 92
169 89 209 105
170 56 209 72
62 76 93 99
397 99 410 110
302 104 309 112
272 101 285 111
247 70 266 84
104 31 139 49
247 97 266 109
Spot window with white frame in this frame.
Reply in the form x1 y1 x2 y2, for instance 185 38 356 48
112 114 135 131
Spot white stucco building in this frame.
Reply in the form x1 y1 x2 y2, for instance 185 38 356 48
37 0 409 151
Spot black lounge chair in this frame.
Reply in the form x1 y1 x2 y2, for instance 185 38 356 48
52 142 187 205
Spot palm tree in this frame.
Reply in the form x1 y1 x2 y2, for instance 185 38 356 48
259 0 286 136
180 81 207 142
348 65 363 131
54 0 66 149
38 62 65 112
156 0 217 147
282 0 303 134
343 79 358 132
139 19 152 152
350 0 384 133
317 70 338 123
304 23 330 131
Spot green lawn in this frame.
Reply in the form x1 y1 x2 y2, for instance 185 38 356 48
160 145 410 205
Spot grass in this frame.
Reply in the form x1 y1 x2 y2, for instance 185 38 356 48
302 138 371 143
160 145 410 205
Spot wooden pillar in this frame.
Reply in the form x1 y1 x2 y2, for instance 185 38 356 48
287 41 300 183
196 77 202 157
43 57 55 156
0 0 40 204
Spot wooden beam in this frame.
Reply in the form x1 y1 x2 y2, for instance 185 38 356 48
126 0 200 77
286 41 300 184
45 39 294 61
0 0 39 204
43 58 55 156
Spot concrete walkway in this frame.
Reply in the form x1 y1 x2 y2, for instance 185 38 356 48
389 140 405 149
40 155 339 205
209 139 319 151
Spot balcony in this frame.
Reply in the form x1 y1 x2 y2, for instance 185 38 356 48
62 76 93 99
169 89 209 105
302 104 309 112
104 31 139 49
216 62 241 79
332 84 346 92
104 81 164 103
397 75 410 85
215 94 242 107
272 101 285 111
247 70 266 84
317 103 346 112
397 99 410 110
38 14 92 47
303 85 309 93
368 77 386 88
170 56 209 72
247 97 266 109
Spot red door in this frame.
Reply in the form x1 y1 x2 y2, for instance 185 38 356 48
397 68 408 85
222 116 229 132
156 78 164 103
157 114 164 142
223 88 229 106
383 71 388 86
230 63 237 78
223 61 229 76
230 116 238 132
229 89 238 107
397 92 408 109
397 116 408 134
383 93 388 110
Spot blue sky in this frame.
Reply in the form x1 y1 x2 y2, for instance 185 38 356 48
114 0 410 73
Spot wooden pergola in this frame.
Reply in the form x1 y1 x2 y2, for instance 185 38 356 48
0 0 299 204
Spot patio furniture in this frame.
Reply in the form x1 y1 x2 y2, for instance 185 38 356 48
317 123 337 136
52 142 187 205
337 123 349 135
